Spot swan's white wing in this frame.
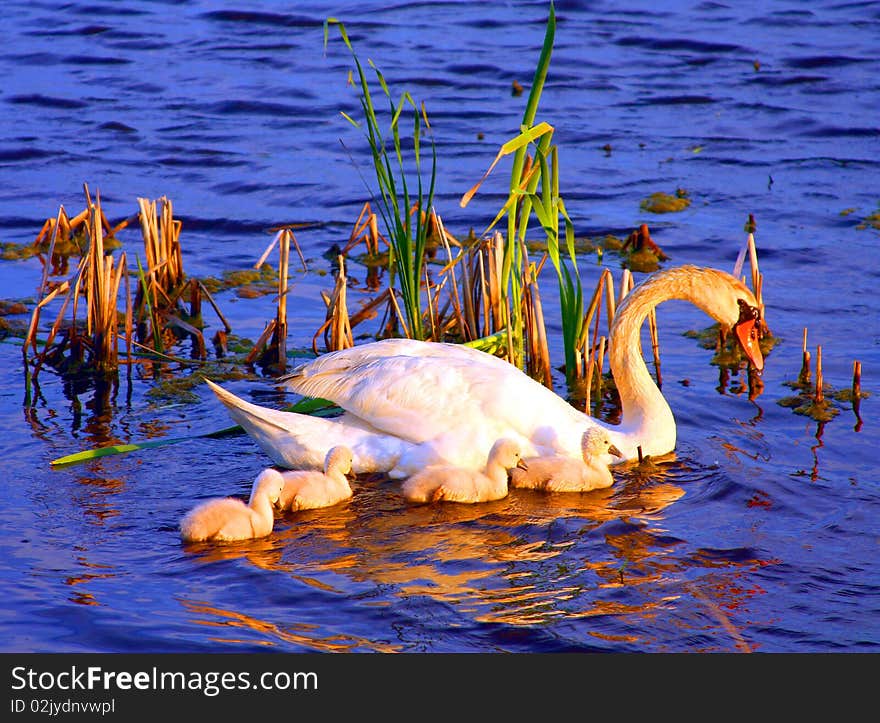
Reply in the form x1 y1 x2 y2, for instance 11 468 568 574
204 379 411 474
282 342 591 451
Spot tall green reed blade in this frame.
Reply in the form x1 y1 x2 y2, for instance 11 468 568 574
458 2 556 368
505 0 556 367
528 144 584 386
135 255 163 355
325 18 437 340
49 394 340 467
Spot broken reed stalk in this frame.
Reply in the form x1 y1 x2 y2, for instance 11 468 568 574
603 271 616 337
815 345 824 403
522 258 553 389
747 229 761 305
596 335 606 402
342 202 382 256
852 360 862 419
424 265 438 340
24 188 129 391
267 229 290 371
328 255 354 351
799 328 811 386
576 269 608 379
85 189 127 372
245 320 276 365
459 249 478 341
38 206 65 295
135 196 181 349
124 262 133 382
435 214 470 342
618 268 632 308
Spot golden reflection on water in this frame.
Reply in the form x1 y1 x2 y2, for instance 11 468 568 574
178 457 750 647
172 455 771 651
180 600 402 653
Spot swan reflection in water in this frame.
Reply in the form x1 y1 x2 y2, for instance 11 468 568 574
179 455 769 652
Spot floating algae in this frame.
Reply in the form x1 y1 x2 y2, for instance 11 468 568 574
199 263 279 298
0 242 40 260
620 224 669 273
855 203 880 231
145 365 256 405
639 189 691 214
684 322 778 369
777 394 840 422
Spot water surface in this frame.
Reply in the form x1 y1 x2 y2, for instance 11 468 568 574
1 0 879 652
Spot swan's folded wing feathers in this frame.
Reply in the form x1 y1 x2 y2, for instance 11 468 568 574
282 351 586 453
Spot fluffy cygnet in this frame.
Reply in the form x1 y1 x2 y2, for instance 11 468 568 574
509 427 623 492
180 468 284 542
401 438 525 504
274 445 355 511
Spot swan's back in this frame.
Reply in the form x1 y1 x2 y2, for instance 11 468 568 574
280 340 591 455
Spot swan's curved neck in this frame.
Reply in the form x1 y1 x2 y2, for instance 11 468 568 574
609 266 724 455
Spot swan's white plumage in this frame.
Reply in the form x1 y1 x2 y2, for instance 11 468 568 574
401 438 523 504
274 445 354 511
205 378 411 474
180 468 284 542
206 265 765 479
509 426 623 492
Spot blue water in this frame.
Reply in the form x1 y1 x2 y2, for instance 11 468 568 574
0 0 878 652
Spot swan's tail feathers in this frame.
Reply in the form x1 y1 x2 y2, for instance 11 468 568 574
203 379 326 470
204 379 291 434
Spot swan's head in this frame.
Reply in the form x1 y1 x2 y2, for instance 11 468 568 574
325 445 355 476
683 266 767 373
581 427 623 461
732 297 764 372
252 468 285 505
489 438 528 471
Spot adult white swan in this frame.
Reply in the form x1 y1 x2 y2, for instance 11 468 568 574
206 265 765 479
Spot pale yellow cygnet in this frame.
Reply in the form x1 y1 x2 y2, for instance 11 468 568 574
274 445 355 511
509 427 623 492
401 438 525 504
180 468 284 542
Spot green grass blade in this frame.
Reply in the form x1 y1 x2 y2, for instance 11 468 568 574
49 395 340 467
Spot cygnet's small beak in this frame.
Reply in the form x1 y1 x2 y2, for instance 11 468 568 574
516 459 529 471
608 444 623 458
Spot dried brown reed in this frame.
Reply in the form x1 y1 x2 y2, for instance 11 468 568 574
24 186 130 393
313 254 354 354
799 328 812 387
852 360 862 424
815 345 825 404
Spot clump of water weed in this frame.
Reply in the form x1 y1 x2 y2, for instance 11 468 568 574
145 365 255 405
639 189 691 214
684 322 778 369
620 223 668 273
0 300 28 315
0 242 40 261
526 235 600 255
854 202 880 231
777 394 839 422
199 263 279 298
777 346 865 423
